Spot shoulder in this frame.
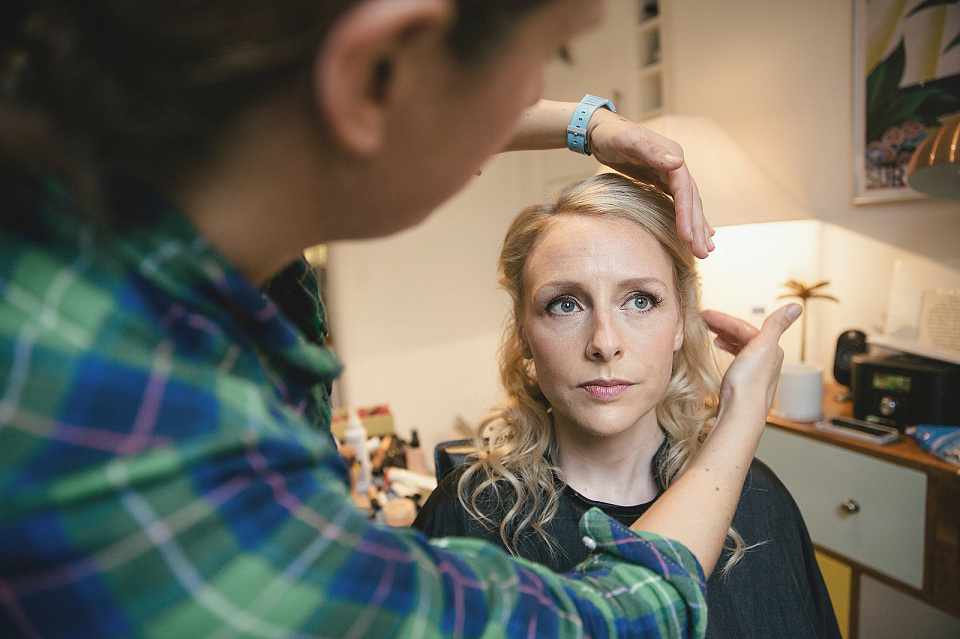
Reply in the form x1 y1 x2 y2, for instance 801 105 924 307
416 466 463 519
415 466 485 538
741 457 795 504
731 457 810 544
708 458 841 638
1 212 165 417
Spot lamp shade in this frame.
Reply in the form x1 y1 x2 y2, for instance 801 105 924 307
906 113 960 200
637 115 810 227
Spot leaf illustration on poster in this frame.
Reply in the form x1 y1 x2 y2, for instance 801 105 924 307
854 0 960 202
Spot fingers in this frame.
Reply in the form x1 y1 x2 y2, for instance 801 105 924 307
709 304 803 417
668 165 710 258
635 126 685 169
702 309 759 355
703 304 801 355
600 118 683 173
593 117 714 258
669 166 694 245
644 127 710 259
637 142 705 257
760 303 803 340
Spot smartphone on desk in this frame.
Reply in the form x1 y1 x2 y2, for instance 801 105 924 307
815 417 899 445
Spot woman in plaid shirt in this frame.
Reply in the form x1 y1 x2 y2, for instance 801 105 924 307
0 1 798 636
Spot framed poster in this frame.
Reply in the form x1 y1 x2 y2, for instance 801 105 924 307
853 0 960 203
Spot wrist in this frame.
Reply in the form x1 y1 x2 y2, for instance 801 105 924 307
585 107 619 157
567 94 616 155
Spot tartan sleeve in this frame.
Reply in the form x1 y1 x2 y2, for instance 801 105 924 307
1 412 706 638
573 508 707 638
0 217 706 638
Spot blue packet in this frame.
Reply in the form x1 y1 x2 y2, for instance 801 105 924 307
907 425 960 467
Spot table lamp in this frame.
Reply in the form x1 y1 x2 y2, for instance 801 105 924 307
906 112 960 200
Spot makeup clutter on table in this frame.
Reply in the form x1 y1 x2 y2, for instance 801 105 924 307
333 405 437 526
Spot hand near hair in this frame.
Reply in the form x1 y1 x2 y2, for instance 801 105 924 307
505 100 714 259
587 109 714 259
702 304 803 417
632 303 801 576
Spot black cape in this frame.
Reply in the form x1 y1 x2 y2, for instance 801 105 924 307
415 457 842 639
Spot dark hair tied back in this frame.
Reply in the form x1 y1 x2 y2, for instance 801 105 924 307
0 0 41 44
0 0 557 213
2 1 338 199
1 0 43 82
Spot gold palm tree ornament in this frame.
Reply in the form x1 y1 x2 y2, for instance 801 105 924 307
778 280 838 361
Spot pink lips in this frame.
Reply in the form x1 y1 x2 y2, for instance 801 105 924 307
579 379 633 400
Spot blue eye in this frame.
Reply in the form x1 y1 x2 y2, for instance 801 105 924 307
628 293 661 311
547 297 580 315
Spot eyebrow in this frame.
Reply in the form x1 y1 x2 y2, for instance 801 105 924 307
619 277 669 291
531 276 669 301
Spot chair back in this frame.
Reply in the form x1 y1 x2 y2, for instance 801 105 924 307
433 439 476 483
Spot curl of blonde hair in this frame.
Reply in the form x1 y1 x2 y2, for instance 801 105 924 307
458 172 747 571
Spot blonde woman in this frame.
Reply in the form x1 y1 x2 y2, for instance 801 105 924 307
415 173 841 639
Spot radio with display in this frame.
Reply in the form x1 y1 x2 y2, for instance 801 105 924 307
850 353 960 431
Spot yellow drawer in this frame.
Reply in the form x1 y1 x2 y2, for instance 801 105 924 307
756 427 926 589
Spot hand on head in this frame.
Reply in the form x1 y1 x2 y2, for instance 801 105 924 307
702 304 803 415
588 110 715 259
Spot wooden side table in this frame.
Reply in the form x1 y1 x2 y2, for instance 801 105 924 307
756 384 960 638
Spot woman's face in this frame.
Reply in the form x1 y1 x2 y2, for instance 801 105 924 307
519 214 684 441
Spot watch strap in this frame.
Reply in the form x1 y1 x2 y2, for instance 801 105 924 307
567 94 616 155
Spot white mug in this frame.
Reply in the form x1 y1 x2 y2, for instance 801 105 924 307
772 363 824 422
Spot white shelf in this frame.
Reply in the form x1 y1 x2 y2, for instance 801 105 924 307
638 15 662 32
638 0 661 25
638 61 663 77
868 334 960 366
636 0 666 118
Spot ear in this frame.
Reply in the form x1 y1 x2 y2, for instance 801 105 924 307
314 0 453 155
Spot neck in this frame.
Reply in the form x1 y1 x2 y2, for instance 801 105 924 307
173 88 341 286
554 419 665 506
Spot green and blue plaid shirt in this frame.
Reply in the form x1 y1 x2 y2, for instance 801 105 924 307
0 171 706 638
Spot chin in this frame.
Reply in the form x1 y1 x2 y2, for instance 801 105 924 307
588 424 640 439
569 401 661 438
570 415 649 440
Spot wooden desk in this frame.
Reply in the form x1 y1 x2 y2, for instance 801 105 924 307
757 385 960 637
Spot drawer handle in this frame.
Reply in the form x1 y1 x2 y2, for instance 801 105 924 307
839 499 860 515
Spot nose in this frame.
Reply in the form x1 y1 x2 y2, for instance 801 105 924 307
586 310 623 361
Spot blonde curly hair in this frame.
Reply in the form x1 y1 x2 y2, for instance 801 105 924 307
458 172 747 571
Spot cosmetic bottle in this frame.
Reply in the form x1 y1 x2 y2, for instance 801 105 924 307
405 428 428 475
344 409 372 495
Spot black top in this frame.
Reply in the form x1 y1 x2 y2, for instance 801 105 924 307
415 458 842 639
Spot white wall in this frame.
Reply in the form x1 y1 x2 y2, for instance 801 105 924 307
324 0 960 465
325 154 524 458
669 0 960 264
697 219 943 372
670 0 960 374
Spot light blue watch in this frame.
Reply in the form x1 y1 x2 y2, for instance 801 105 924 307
567 94 616 155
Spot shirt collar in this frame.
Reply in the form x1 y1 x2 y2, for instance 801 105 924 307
23 170 343 397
